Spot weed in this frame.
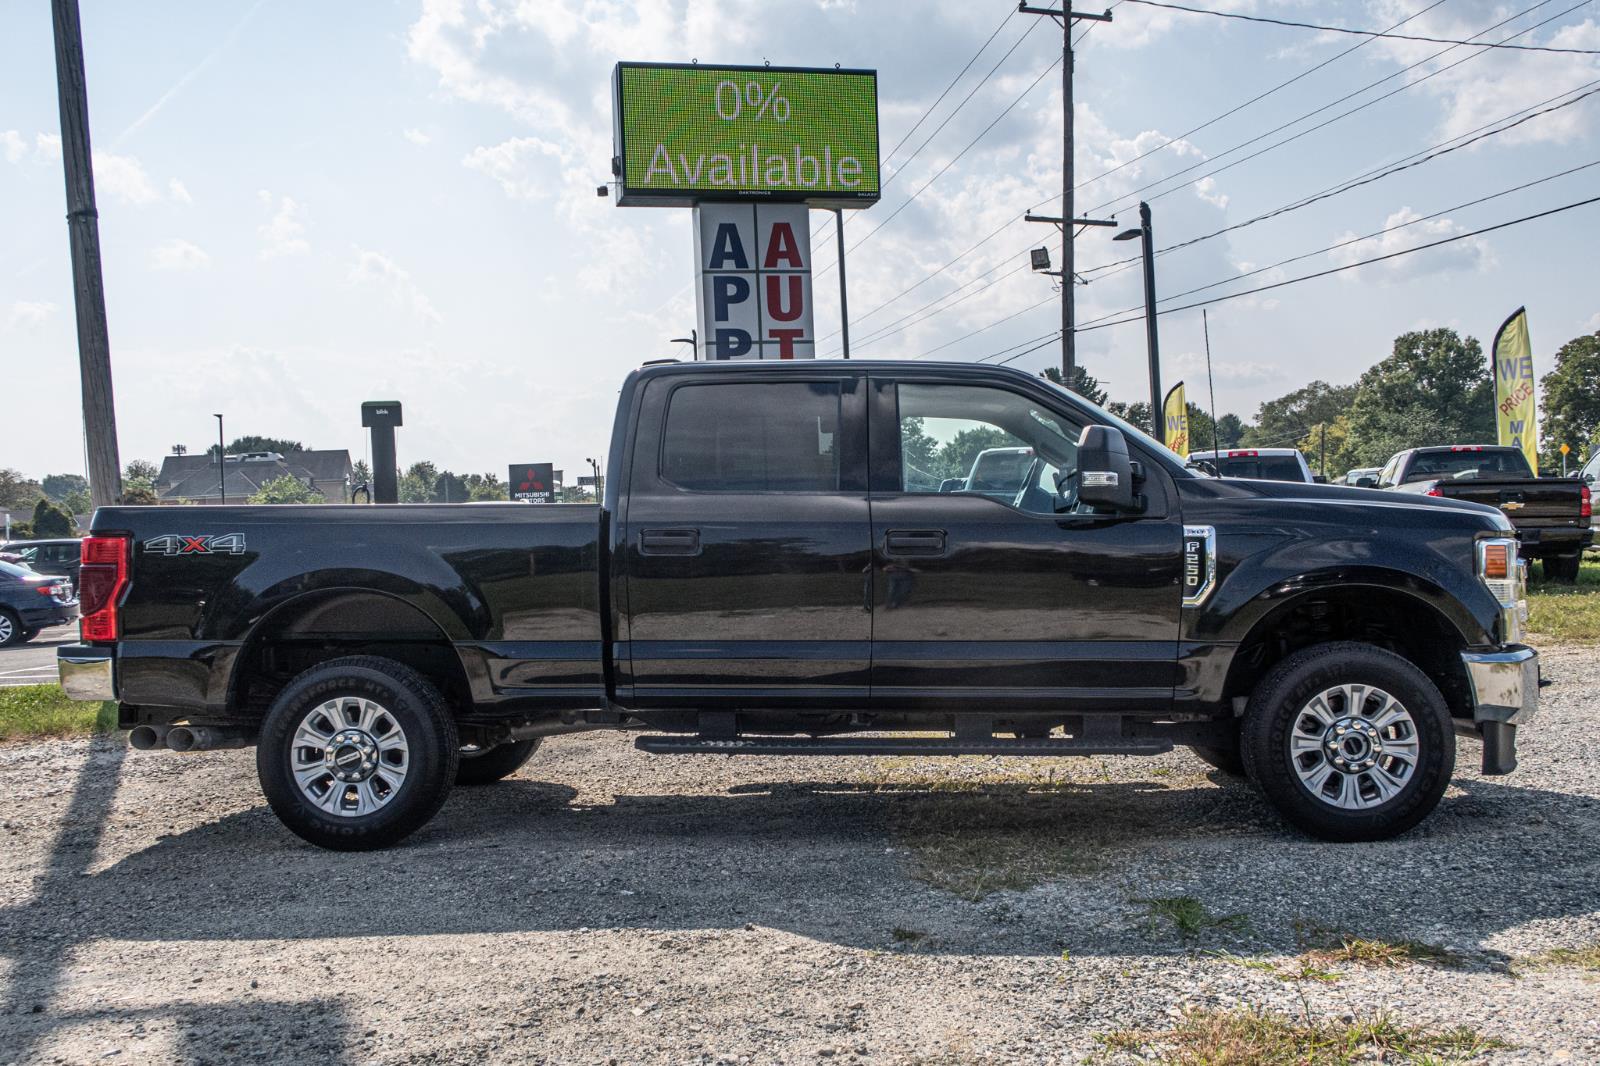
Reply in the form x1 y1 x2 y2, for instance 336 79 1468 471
1137 896 1248 938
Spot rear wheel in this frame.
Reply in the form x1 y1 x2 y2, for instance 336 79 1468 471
1543 553 1582 584
1242 642 1454 842
257 656 458 851
455 738 541 785
0 610 20 647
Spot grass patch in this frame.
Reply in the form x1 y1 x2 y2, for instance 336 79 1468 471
1310 936 1462 969
890 926 928 945
1137 896 1248 938
0 685 116 741
1516 942 1600 973
1527 554 1600 644
1094 1007 1508 1065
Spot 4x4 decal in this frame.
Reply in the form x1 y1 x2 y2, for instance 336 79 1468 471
144 533 247 556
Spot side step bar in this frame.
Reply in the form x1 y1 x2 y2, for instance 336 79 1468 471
634 735 1172 757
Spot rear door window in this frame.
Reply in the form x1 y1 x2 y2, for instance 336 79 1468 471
661 381 842 492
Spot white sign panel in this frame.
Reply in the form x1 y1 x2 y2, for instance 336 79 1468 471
694 203 814 360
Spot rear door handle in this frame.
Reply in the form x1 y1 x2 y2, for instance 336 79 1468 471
884 529 946 557
639 528 701 556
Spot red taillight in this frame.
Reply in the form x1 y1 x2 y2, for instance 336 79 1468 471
1450 445 1484 452
1229 449 1258 457
78 535 129 642
36 585 55 596
1583 483 1592 520
1426 487 1443 497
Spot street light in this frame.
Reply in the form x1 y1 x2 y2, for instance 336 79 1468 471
670 329 698 361
1115 201 1162 441
213 413 225 505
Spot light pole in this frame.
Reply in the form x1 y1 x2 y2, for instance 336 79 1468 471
670 329 698 361
213 413 225 504
1115 202 1161 441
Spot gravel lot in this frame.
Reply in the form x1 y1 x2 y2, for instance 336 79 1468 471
2 645 1597 1064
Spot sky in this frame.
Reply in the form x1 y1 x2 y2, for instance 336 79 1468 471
3 0 1598 484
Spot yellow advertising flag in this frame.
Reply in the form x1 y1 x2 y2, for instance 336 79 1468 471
1162 381 1189 456
1492 307 1538 475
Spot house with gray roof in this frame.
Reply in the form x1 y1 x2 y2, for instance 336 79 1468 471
156 450 353 504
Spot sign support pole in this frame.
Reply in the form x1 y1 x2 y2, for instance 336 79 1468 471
834 208 851 359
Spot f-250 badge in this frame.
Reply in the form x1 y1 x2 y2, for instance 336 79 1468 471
144 533 247 556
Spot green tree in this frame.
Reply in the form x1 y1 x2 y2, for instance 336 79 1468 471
431 471 469 503
938 426 1019 482
465 473 507 501
1539 331 1600 470
351 460 372 487
1295 416 1360 480
1243 381 1357 448
249 475 324 504
1214 413 1246 449
62 489 93 515
399 461 437 503
0 469 45 510
900 417 943 488
1040 365 1109 407
31 498 75 537
124 459 159 483
208 436 306 458
121 485 158 505
1107 400 1152 433
1344 328 1494 466
41 474 89 501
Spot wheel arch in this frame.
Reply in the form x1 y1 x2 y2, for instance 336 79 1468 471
227 588 472 720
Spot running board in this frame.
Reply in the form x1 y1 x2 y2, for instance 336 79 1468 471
634 735 1173 757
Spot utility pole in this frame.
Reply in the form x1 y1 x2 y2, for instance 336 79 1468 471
214 414 225 504
1020 2 1113 381
51 0 121 509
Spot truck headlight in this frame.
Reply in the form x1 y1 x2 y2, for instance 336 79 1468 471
1477 537 1524 643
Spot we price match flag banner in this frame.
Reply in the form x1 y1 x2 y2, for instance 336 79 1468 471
1163 381 1189 456
1492 307 1538 475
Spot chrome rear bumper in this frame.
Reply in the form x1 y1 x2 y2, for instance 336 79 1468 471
58 645 116 702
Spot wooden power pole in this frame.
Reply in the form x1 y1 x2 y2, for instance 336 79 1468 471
51 0 122 508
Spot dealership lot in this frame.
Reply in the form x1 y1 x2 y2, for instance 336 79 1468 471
0 624 77 688
1 644 1596 1064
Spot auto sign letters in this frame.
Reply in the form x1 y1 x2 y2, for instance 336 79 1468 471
694 203 814 360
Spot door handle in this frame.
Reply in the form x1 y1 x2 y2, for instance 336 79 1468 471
639 528 701 556
884 529 946 557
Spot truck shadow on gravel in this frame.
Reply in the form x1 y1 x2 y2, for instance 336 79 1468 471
64 771 1600 961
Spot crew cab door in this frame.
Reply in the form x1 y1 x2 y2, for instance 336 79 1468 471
618 370 872 708
866 373 1183 711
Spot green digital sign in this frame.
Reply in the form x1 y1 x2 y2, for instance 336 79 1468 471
613 62 880 208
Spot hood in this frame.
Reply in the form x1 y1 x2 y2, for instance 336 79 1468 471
1192 475 1511 524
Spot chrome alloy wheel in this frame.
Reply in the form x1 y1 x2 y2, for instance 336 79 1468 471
1288 684 1419 810
291 697 410 817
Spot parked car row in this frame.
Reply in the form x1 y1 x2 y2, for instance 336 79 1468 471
0 559 78 646
0 538 83 590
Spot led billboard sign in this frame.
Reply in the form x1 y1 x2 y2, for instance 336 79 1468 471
613 62 879 208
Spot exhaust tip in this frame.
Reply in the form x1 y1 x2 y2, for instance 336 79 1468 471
166 726 198 752
128 725 163 751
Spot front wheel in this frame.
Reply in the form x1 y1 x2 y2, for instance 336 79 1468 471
455 738 541 785
257 656 459 851
1241 642 1454 842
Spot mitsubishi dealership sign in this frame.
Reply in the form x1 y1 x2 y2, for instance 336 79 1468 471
612 62 879 207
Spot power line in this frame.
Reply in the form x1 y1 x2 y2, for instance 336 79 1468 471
994 333 1066 365
1119 0 1600 54
824 260 1033 355
1058 0 1452 200
911 294 1059 359
1077 74 1600 285
1079 158 1600 327
1075 193 1600 333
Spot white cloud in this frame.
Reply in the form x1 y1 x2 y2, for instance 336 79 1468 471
168 178 192 203
150 238 211 271
403 128 431 146
7 301 59 331
461 136 568 199
258 194 309 259
34 133 61 160
94 152 160 205
349 249 442 323
1587 311 1600 333
1330 207 1493 279
1 130 26 164
1194 177 1229 210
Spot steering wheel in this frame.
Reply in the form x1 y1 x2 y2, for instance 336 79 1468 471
1054 469 1080 512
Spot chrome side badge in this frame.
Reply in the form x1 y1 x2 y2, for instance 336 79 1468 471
1182 525 1216 608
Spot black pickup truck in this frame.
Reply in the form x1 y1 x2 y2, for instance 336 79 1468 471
1377 445 1592 582
59 361 1538 850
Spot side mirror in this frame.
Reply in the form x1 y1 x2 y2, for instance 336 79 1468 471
938 478 963 493
1077 425 1140 512
1356 476 1378 488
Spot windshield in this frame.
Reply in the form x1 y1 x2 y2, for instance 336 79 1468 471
1404 450 1532 483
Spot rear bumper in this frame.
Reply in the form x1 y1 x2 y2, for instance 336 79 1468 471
1517 527 1592 556
1460 645 1538 776
19 603 79 628
58 644 116 702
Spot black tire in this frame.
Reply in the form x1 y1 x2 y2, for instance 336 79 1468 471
455 738 541 785
1190 733 1247 777
1241 641 1454 842
256 656 459 851
1543 553 1582 584
0 610 20 647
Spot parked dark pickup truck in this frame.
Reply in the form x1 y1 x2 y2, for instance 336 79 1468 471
1378 445 1592 582
60 361 1538 850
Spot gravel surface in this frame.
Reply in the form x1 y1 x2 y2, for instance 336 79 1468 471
1 645 1597 1064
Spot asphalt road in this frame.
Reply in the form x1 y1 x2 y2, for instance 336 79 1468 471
0 623 75 687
